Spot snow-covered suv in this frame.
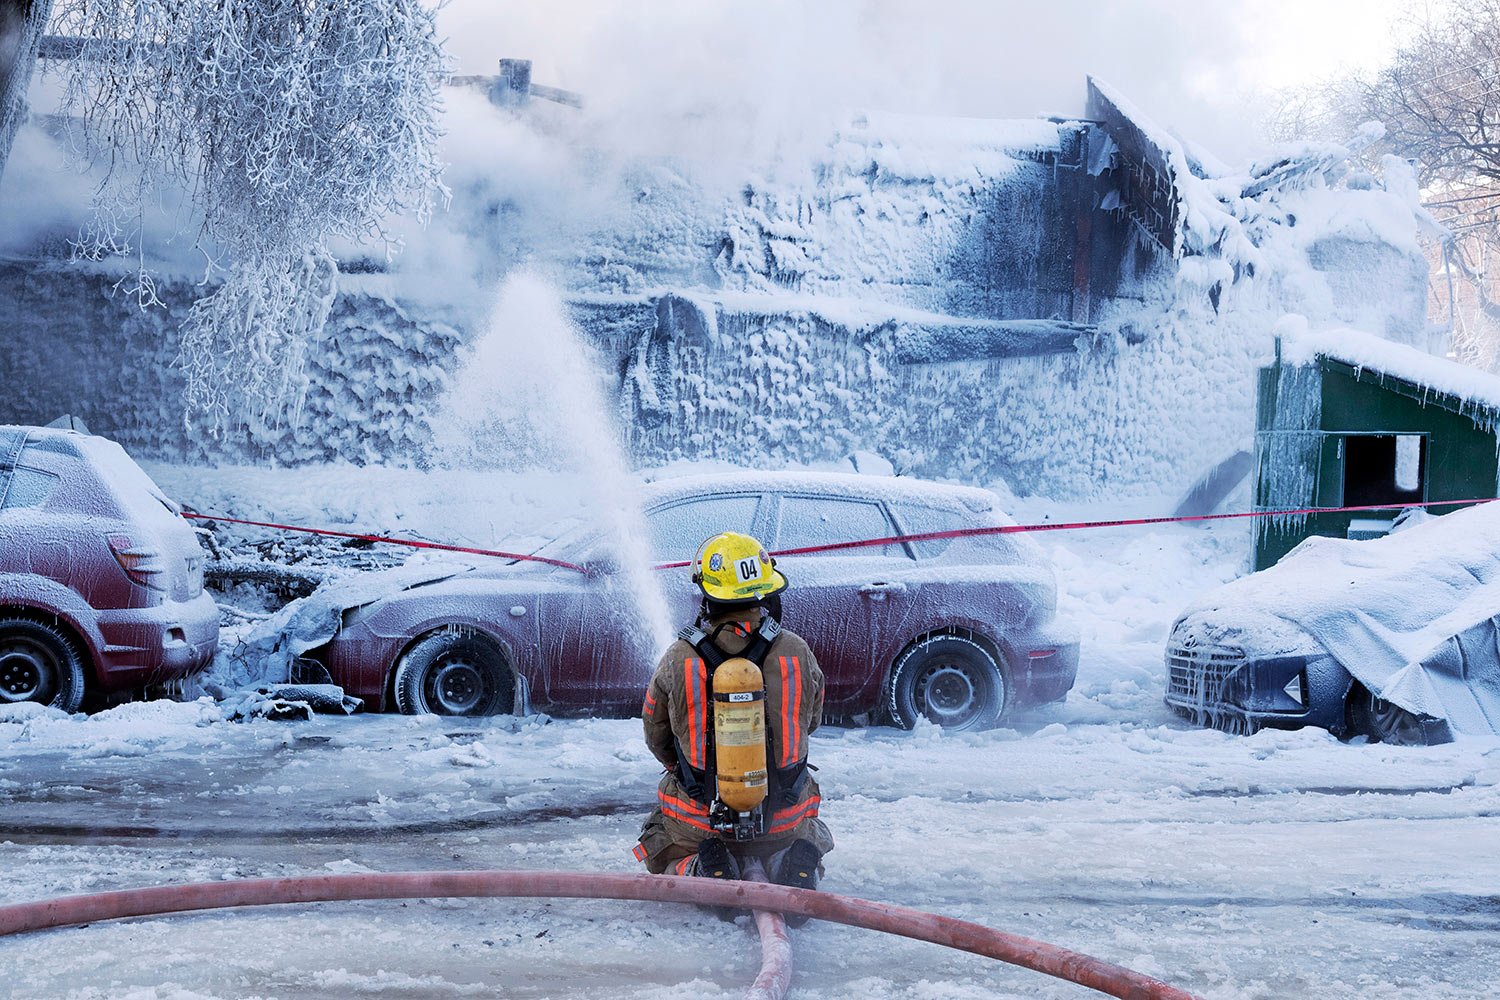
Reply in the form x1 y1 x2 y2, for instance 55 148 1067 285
0 427 219 711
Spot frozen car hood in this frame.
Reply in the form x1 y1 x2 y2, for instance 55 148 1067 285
1181 503 1500 734
215 562 473 690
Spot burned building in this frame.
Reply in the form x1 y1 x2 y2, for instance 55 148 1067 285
0 77 1435 498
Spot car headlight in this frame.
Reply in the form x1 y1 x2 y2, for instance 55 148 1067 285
1225 656 1309 713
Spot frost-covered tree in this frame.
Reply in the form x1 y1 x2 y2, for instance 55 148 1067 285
51 0 449 432
1 2 56 182
1354 1 1500 187
1266 2 1500 369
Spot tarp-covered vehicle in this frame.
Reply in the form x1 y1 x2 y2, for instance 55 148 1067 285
269 472 1078 731
1166 502 1500 744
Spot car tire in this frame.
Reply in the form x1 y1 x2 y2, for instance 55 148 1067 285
1345 683 1452 746
0 617 88 713
393 628 513 717
886 634 1007 732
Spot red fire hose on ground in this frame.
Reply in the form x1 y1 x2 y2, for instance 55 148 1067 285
743 858 794 1000
0 870 1199 1000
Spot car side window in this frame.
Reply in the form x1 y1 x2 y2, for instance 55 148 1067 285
888 502 970 559
0 467 60 511
774 495 906 559
647 494 761 563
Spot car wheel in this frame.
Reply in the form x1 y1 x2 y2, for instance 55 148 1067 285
0 617 87 713
393 628 512 717
886 634 1007 732
1345 683 1451 746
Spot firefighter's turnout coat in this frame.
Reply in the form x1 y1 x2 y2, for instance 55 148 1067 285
635 609 834 874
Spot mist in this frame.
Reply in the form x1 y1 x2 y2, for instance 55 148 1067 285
435 0 1407 166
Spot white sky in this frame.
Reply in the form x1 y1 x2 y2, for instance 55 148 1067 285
436 0 1420 162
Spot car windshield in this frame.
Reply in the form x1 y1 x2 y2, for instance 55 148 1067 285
502 515 602 564
71 436 183 522
506 492 761 567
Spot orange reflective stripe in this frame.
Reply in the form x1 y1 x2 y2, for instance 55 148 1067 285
632 842 648 862
684 657 707 769
672 856 694 876
684 658 697 766
642 690 657 716
660 801 711 832
790 655 804 761
786 656 798 767
772 795 820 823
768 795 821 835
658 789 712 830
779 656 804 767
657 790 709 816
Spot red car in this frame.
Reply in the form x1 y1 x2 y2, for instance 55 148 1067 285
314 472 1078 731
0 426 219 711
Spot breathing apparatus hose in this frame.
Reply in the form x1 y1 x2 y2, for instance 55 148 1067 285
0 869 1199 999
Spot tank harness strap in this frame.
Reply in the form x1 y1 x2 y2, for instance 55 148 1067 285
682 615 782 669
738 615 781 666
679 625 729 669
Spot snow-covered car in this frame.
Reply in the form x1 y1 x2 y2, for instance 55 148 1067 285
0 426 219 711
1165 502 1500 744
301 472 1078 730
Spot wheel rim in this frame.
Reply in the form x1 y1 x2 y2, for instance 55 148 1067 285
426 657 488 715
0 639 57 704
1368 694 1425 744
915 662 982 727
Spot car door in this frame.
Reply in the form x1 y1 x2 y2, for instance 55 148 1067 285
769 493 917 712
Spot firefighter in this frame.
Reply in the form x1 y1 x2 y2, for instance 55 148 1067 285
634 531 833 919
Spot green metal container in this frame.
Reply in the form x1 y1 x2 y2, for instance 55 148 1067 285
1254 338 1500 570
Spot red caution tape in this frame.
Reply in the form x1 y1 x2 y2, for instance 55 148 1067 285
653 496 1500 568
181 512 588 573
186 497 1500 576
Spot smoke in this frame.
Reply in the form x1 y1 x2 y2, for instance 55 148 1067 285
433 0 1405 165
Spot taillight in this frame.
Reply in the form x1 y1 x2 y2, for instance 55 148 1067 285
185 555 204 597
107 534 166 590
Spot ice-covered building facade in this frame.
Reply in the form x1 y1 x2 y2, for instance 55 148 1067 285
0 78 1436 498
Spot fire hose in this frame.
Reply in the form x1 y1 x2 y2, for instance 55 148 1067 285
0 870 1199 1000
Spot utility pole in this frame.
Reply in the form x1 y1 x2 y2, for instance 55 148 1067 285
0 0 55 187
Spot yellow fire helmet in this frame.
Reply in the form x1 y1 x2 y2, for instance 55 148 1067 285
693 531 788 605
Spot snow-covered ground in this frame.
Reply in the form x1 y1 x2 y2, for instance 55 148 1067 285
3 467 1498 998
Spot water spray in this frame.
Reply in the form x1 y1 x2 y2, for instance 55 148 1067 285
431 271 674 649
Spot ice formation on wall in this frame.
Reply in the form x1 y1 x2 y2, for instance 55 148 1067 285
0 79 1439 500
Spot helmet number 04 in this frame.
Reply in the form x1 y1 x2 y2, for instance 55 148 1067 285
735 556 760 582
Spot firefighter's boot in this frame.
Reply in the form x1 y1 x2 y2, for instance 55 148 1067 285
692 837 742 921
773 838 822 928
